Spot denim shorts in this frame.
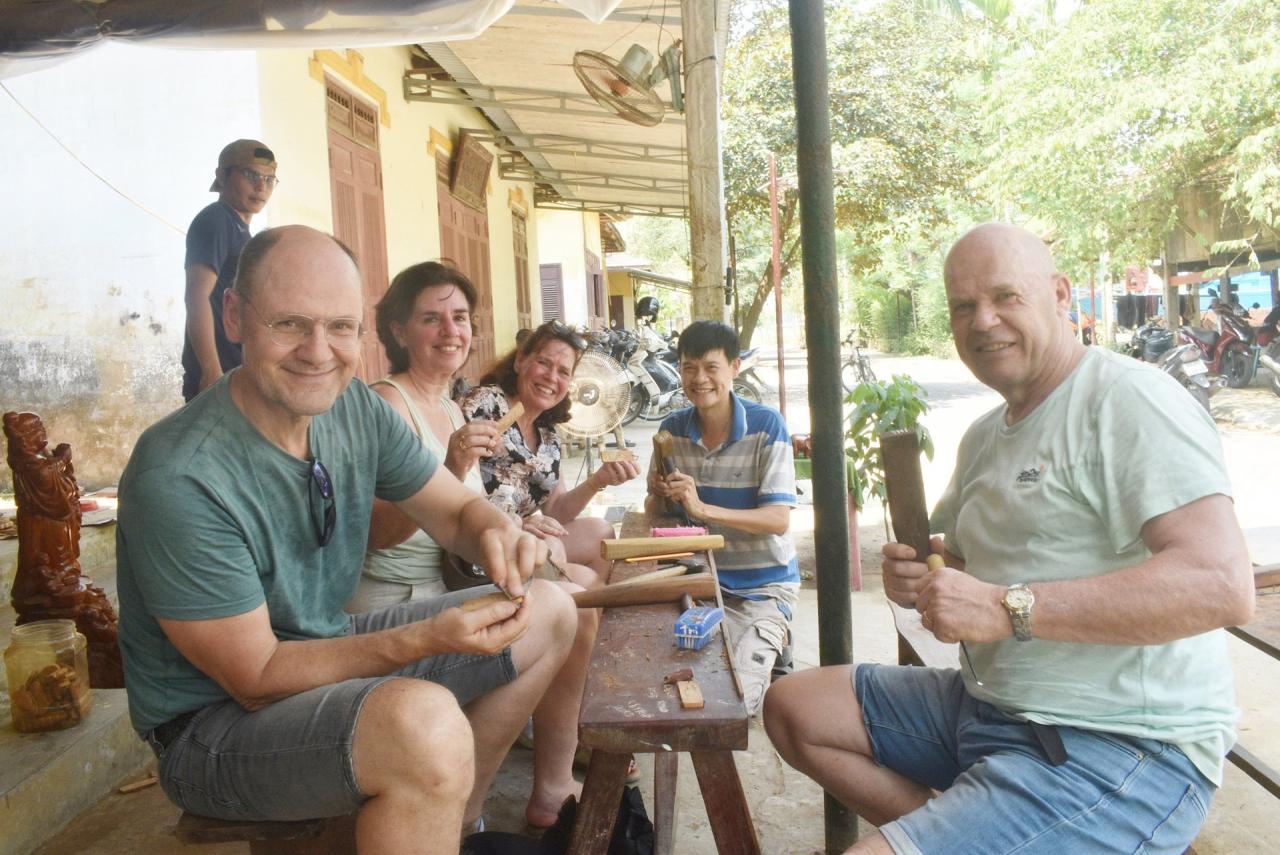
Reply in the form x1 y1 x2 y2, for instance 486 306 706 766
853 664 1214 855
145 587 517 822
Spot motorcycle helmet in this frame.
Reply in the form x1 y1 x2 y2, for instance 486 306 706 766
635 296 660 322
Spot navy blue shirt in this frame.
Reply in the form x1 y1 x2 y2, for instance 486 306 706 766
182 202 249 401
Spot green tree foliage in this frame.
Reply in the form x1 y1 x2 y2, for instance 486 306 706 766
720 0 989 346
844 374 933 511
981 0 1280 274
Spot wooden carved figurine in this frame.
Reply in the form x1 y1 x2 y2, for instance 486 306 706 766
4 411 124 688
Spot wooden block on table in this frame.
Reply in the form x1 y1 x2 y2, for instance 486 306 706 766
676 680 705 709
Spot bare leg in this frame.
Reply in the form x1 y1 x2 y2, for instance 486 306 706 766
562 516 616 583
527 583 600 827
762 667 932 828
352 678 473 854
461 579 577 825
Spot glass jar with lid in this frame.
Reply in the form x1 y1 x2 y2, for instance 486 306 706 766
4 619 93 733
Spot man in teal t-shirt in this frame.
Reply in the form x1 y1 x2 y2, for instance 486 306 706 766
117 226 576 851
765 223 1255 855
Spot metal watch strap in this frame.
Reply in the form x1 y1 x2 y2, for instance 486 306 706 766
1006 583 1033 641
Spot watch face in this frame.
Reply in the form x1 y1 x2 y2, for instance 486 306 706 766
1005 586 1035 610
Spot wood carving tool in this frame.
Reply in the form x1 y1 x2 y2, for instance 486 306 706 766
494 401 524 432
570 574 717 609
924 554 984 686
602 535 724 561
624 550 695 564
705 552 746 700
663 667 694 685
459 591 523 612
676 680 705 709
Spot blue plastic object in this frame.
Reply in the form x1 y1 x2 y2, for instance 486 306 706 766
674 606 724 650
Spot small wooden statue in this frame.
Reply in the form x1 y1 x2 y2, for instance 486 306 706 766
4 411 123 688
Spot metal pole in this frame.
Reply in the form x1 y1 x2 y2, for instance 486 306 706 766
770 153 787 418
788 2 856 850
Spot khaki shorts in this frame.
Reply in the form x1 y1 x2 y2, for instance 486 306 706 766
722 584 797 715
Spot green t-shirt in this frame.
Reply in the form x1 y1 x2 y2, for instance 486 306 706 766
931 348 1237 785
117 376 437 732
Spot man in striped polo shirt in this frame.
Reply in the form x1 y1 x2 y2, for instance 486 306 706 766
646 320 799 714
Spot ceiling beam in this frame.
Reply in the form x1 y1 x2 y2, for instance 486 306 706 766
534 189 688 218
498 160 688 193
466 129 687 167
403 74 684 125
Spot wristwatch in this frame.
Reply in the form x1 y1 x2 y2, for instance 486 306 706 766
1002 583 1035 641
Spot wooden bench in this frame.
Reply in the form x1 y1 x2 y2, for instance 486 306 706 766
567 512 760 855
174 812 357 853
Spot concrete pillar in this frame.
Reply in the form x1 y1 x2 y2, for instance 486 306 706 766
682 0 729 322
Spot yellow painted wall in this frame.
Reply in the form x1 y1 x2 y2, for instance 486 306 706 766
255 46 537 363
607 271 637 329
536 209 606 324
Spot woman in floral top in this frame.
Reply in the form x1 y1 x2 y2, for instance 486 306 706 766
460 321 639 587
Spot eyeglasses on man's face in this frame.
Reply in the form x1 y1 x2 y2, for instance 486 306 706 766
309 458 336 547
245 300 365 350
234 167 280 189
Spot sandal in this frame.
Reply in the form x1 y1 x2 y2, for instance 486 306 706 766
573 746 640 783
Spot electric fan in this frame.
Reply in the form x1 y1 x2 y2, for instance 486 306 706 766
572 43 683 127
562 349 633 470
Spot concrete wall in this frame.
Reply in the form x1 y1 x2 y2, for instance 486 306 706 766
0 43 264 492
535 209 602 326
1 44 537 493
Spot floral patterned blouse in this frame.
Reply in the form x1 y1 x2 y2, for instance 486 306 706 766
458 385 561 517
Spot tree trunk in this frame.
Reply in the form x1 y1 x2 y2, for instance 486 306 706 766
739 199 801 346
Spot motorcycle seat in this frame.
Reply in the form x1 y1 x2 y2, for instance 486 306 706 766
1185 327 1218 346
739 348 758 360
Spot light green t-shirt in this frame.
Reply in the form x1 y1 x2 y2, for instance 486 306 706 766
931 348 1237 785
117 376 437 732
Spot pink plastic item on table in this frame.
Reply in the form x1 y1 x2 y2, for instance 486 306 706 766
651 526 707 537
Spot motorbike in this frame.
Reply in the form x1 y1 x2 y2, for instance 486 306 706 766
1254 306 1280 397
1177 302 1256 389
733 348 767 403
627 321 686 422
1156 342 1216 412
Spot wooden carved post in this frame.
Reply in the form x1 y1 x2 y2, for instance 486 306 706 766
4 411 124 688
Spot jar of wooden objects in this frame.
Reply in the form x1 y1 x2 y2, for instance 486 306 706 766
5 619 92 732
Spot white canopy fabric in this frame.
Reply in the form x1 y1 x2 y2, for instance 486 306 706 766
0 0 620 78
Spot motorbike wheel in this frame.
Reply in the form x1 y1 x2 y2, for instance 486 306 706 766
622 384 648 426
1222 347 1254 389
732 379 762 404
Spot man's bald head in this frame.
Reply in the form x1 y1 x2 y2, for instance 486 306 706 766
233 225 360 302
944 223 1059 290
940 222 1083 420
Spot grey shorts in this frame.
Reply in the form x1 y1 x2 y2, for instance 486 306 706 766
145 587 517 822
723 584 797 715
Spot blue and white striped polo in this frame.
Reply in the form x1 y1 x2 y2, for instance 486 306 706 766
658 395 799 590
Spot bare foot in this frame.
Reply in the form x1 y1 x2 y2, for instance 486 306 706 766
526 779 583 829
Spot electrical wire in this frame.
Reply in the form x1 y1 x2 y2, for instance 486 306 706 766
0 81 187 235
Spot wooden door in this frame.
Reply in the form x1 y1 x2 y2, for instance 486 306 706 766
326 81 388 382
437 154 494 384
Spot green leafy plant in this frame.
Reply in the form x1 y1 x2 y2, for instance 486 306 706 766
844 375 933 513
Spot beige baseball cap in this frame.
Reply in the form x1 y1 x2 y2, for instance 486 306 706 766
210 139 277 191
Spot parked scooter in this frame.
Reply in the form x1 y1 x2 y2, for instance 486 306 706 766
629 297 686 421
1156 343 1216 412
1178 295 1256 388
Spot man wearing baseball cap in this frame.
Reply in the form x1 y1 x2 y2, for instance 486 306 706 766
181 139 278 401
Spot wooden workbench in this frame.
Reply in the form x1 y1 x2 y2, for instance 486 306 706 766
568 514 759 855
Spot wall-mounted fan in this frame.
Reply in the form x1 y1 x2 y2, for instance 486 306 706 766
573 42 683 127
562 349 632 470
